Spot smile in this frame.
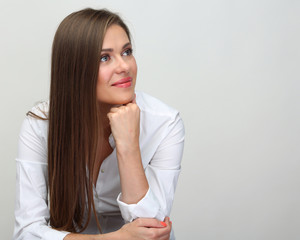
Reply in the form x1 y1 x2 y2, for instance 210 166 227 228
112 77 132 88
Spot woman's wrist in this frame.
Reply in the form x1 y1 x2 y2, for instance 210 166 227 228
100 230 122 240
116 143 141 161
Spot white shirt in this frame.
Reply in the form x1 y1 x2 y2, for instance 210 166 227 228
13 91 185 240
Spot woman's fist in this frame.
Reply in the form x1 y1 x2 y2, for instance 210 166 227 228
107 102 140 153
117 217 172 240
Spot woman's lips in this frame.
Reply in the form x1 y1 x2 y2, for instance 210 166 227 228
112 77 132 88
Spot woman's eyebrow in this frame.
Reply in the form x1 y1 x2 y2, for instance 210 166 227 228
101 42 131 52
122 42 131 49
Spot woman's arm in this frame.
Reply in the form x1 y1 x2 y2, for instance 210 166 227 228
64 232 116 240
108 97 184 229
13 115 70 240
107 101 149 204
64 218 171 240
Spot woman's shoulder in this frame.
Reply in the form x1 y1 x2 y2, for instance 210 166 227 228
17 101 49 164
22 101 49 142
135 91 179 118
28 101 49 119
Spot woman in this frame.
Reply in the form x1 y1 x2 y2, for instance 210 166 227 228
13 8 184 240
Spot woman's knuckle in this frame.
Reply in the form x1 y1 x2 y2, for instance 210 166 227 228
149 231 157 239
135 218 142 225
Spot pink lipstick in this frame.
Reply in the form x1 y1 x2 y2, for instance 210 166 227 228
112 77 132 88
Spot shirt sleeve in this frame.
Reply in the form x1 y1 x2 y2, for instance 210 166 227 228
117 113 185 222
13 116 69 240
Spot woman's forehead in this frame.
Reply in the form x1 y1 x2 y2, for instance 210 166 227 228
102 25 130 48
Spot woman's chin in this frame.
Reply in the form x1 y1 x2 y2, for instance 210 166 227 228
116 98 134 105
98 94 135 106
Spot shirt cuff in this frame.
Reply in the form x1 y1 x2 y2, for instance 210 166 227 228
117 188 165 222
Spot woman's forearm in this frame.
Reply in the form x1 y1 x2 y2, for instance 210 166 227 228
117 146 149 204
64 231 120 240
64 218 171 240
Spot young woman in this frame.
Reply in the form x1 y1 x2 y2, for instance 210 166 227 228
13 8 184 240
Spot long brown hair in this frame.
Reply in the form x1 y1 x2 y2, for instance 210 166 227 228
48 8 131 232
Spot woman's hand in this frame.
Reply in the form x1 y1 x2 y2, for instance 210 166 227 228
107 97 148 204
117 217 172 240
64 218 171 240
107 99 140 154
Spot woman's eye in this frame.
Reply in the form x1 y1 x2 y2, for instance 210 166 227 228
100 55 110 62
122 48 133 56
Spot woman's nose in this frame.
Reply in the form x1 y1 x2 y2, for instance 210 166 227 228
115 57 129 74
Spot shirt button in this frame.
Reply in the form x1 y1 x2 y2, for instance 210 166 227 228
101 169 105 173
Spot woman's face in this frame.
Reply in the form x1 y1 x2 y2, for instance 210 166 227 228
97 24 137 105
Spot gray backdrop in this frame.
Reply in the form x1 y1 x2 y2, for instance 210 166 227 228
1 0 300 239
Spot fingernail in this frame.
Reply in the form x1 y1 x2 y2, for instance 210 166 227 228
160 221 167 227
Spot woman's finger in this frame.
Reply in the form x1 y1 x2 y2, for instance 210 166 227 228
109 107 119 113
156 217 172 239
134 218 167 228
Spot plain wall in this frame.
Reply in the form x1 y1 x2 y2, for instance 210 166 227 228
1 0 300 239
